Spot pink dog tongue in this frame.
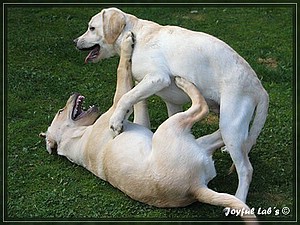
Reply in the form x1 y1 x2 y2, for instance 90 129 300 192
85 52 93 64
84 45 100 64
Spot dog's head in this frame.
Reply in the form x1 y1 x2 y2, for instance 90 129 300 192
40 93 100 154
74 8 126 63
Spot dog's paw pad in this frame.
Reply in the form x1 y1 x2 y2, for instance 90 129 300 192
109 118 124 136
122 31 135 54
221 146 228 153
175 76 188 89
110 124 123 136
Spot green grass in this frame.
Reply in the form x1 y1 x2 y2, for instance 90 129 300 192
5 5 295 223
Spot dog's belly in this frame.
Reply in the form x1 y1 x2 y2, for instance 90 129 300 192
103 124 202 207
155 78 220 111
132 58 221 107
156 80 190 105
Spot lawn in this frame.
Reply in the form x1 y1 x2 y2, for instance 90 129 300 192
4 4 295 224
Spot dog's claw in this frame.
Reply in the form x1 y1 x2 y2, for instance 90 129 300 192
130 31 135 47
110 126 120 134
109 119 124 136
221 146 228 153
110 125 123 136
121 31 135 56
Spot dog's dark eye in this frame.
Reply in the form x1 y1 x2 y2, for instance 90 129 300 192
89 27 95 31
58 109 64 114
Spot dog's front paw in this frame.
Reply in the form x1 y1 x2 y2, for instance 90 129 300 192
121 31 135 57
109 116 124 136
175 76 194 90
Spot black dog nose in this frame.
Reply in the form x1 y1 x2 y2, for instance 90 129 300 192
73 38 78 46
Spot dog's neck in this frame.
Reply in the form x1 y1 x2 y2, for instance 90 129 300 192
58 110 115 180
114 14 158 55
57 126 88 166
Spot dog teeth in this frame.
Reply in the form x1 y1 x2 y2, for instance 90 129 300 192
78 95 85 102
73 96 96 119
73 95 86 119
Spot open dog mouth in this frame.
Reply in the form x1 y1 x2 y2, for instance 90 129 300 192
81 44 100 64
72 94 98 121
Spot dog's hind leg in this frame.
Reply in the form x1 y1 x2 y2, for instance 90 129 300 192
196 130 224 155
219 94 256 203
165 77 223 155
171 76 209 130
153 77 208 141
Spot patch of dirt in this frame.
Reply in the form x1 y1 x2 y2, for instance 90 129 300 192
204 113 219 125
258 57 278 69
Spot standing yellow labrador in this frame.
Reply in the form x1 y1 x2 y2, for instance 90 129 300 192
74 8 269 203
42 32 256 223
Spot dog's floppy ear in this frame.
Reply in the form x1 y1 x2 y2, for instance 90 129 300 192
39 131 57 154
39 132 46 138
102 9 126 44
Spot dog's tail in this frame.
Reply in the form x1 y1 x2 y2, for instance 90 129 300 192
246 88 269 153
194 187 258 225
228 87 269 174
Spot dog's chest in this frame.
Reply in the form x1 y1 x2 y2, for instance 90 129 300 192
131 52 159 82
131 67 145 83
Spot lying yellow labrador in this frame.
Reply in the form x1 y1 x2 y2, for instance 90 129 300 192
74 8 269 203
42 32 256 223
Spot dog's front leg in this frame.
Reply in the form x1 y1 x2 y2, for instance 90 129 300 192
133 100 150 129
132 81 150 129
110 74 171 135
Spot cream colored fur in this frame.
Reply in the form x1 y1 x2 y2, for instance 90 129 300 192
43 33 257 223
74 8 269 203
